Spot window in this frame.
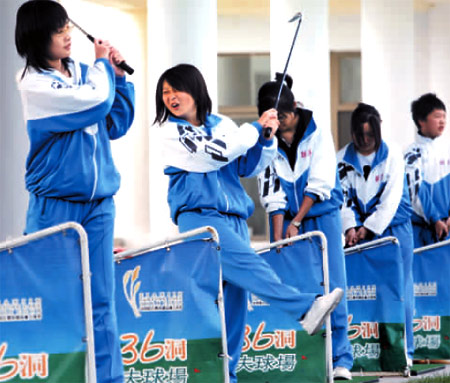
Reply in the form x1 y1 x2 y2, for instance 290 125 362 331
330 52 361 149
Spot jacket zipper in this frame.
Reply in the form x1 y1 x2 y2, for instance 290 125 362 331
89 133 98 201
282 154 300 211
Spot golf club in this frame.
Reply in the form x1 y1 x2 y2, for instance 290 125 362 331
69 18 135 75
264 12 302 138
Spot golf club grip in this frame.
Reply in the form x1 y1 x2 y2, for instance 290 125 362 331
264 127 272 138
117 61 134 75
85 35 134 75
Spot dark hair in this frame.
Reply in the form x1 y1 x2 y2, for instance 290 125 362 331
257 73 295 116
15 0 70 78
154 64 212 126
351 103 382 152
411 93 446 132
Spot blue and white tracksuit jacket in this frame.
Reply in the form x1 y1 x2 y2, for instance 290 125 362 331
258 109 353 369
404 134 450 247
162 114 318 383
337 141 415 359
18 58 135 383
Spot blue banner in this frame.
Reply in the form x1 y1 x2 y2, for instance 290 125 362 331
413 240 450 359
345 239 407 372
237 238 327 383
0 228 87 382
115 239 226 383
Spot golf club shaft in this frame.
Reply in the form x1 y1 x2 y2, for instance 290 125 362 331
70 18 134 75
264 14 302 138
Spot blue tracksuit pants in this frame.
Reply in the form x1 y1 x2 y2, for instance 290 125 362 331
177 209 317 383
25 194 124 383
274 209 353 370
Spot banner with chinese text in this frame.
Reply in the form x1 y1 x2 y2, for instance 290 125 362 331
345 240 407 372
115 239 227 383
237 239 327 383
0 227 89 382
413 240 450 360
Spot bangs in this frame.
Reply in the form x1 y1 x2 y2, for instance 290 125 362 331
163 71 191 94
40 1 69 33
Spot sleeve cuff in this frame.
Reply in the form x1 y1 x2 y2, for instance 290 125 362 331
305 192 321 202
115 75 127 84
252 121 276 147
269 210 286 219
251 121 263 133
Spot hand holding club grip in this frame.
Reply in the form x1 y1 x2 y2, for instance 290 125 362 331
70 18 135 75
116 61 134 75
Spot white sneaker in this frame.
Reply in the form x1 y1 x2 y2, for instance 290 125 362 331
333 366 352 380
300 288 343 335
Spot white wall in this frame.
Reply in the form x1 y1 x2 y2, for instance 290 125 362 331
329 13 361 51
218 15 270 53
0 0 29 241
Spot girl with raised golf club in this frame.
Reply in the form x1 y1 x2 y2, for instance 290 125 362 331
257 73 353 380
15 1 135 382
155 63 344 383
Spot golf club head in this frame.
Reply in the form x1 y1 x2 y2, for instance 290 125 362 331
289 12 302 23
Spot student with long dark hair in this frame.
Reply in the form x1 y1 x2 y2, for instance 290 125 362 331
15 1 135 382
155 63 344 383
337 103 415 365
257 73 353 380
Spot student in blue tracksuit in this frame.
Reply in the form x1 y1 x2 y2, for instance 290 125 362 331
404 93 450 248
336 103 415 365
15 2 135 382
154 63 344 383
256 73 353 380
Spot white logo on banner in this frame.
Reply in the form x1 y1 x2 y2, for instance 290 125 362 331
122 265 184 317
123 266 142 318
139 292 183 312
347 285 377 300
0 298 43 322
414 282 437 297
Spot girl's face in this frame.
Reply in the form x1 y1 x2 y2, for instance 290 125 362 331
354 122 376 155
277 111 299 144
162 80 198 126
278 111 297 133
419 109 446 139
48 22 72 61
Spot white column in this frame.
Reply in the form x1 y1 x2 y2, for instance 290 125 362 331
428 2 450 137
0 0 29 241
361 0 415 149
147 0 218 240
270 0 330 134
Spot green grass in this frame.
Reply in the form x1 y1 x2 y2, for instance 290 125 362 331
410 374 450 382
